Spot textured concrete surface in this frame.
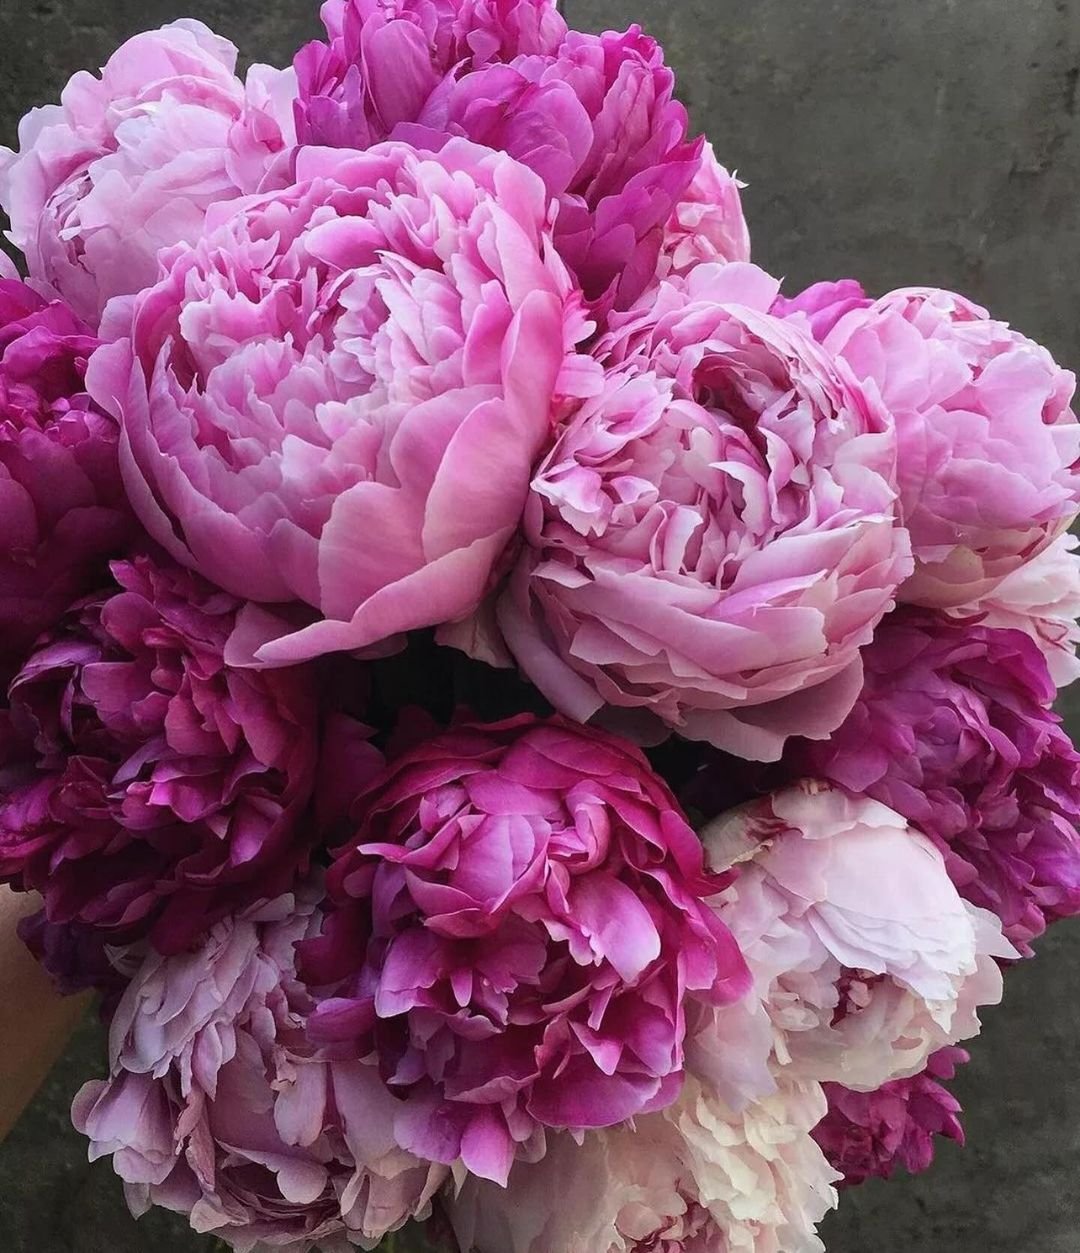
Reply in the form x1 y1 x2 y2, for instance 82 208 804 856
2 1 1080 1250
571 0 1080 369
0 0 322 122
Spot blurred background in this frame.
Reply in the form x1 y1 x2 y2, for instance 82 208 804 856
1 1 1079 1250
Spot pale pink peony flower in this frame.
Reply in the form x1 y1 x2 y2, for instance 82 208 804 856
485 264 911 761
447 1076 838 1253
87 138 591 666
825 287 1080 608
0 21 297 330
699 783 1015 1092
952 531 1080 689
72 886 446 1252
303 715 750 1185
655 142 751 283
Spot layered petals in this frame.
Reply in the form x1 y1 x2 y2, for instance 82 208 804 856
304 715 750 1184
72 887 446 1251
813 1047 968 1187
799 610 1080 952
487 264 911 761
700 783 1015 1091
0 280 132 678
87 139 589 663
0 553 319 952
825 286 1080 607
425 24 703 310
294 0 567 149
297 4 704 311
771 280 870 345
655 142 751 283
447 1076 839 1253
0 21 297 328
953 532 1080 690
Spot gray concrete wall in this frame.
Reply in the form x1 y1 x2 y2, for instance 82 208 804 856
1 2 1079 1251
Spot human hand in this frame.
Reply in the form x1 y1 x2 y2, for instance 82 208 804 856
0 888 89 1141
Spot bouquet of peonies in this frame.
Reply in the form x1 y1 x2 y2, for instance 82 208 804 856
2 2 1079 1250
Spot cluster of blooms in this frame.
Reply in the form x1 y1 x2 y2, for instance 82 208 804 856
1 3 1078 1250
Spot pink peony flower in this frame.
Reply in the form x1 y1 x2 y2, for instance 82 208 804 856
798 610 1080 954
0 280 132 679
813 1047 968 1187
0 21 297 329
303 715 750 1185
294 0 567 149
951 531 1080 690
447 1076 839 1253
699 783 1014 1091
448 0 568 60
87 139 591 665
297 4 703 311
0 553 319 953
72 886 446 1251
485 264 911 761
654 141 751 283
824 287 1080 607
770 279 870 344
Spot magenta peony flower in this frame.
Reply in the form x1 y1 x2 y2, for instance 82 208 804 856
424 25 703 310
0 21 296 329
87 139 591 665
952 531 1080 690
823 287 1080 607
447 1076 839 1253
297 3 703 311
798 610 1080 954
813 1047 968 1187
294 0 567 149
0 280 132 679
72 886 446 1251
18 908 131 1013
303 715 750 1185
486 264 911 761
0 553 319 953
699 784 1014 1092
